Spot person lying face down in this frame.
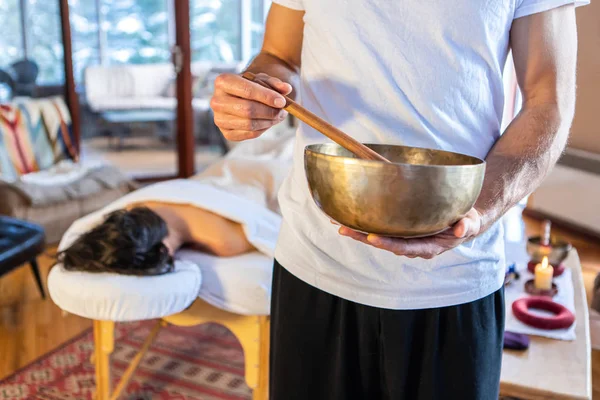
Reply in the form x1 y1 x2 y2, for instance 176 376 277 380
58 201 255 276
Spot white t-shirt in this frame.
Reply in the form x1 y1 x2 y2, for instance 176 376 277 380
272 0 587 309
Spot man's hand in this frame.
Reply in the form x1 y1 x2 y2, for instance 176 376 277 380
210 4 303 142
334 208 483 259
210 72 291 142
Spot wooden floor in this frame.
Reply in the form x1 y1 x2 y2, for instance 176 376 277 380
0 247 91 380
1 216 600 398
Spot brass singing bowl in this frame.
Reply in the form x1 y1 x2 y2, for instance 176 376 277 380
526 236 572 265
304 143 486 238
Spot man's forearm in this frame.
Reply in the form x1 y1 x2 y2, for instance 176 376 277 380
474 101 573 232
244 51 301 100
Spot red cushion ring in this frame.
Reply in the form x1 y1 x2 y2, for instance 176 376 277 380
512 296 575 330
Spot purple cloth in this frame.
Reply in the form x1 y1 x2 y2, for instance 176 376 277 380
504 331 530 350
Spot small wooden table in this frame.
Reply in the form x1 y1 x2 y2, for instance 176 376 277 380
500 250 591 399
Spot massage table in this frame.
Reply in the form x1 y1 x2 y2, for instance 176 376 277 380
49 249 272 400
47 134 295 400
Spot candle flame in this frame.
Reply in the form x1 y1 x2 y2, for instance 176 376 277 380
542 256 549 269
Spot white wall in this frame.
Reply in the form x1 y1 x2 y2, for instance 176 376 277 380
528 163 600 235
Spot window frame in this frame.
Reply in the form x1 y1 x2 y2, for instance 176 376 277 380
4 0 268 86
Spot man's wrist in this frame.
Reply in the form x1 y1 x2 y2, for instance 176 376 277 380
472 205 500 237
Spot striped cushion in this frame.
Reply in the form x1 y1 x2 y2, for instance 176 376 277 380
36 97 78 163
0 141 17 181
0 97 76 181
0 104 40 179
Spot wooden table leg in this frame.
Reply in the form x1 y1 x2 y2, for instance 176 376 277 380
93 320 114 400
253 316 270 400
110 320 164 400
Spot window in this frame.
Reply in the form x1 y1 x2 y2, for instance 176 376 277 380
69 0 101 83
251 0 269 55
103 0 171 65
191 0 241 62
0 0 24 70
190 0 269 63
0 0 64 85
26 0 65 84
0 0 271 86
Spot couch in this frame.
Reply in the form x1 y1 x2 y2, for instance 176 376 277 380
83 61 243 146
0 96 137 243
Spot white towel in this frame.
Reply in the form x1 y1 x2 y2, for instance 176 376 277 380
504 251 578 341
59 132 296 257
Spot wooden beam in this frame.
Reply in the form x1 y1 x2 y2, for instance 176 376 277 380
173 0 195 178
58 0 81 154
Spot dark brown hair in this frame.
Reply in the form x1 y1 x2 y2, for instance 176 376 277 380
58 207 174 276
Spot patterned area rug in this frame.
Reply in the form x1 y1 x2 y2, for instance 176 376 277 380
0 321 252 399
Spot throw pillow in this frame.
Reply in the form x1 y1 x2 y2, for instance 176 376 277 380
0 139 18 181
0 104 40 178
37 96 78 163
0 97 77 182
17 100 58 170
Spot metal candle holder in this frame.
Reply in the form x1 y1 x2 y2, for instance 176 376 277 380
524 279 558 297
526 219 572 268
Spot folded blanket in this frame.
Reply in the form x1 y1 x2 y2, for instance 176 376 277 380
3 163 136 207
59 133 295 258
19 159 105 187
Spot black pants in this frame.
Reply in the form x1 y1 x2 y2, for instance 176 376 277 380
270 260 505 400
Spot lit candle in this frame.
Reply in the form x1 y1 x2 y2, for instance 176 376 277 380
534 256 554 290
